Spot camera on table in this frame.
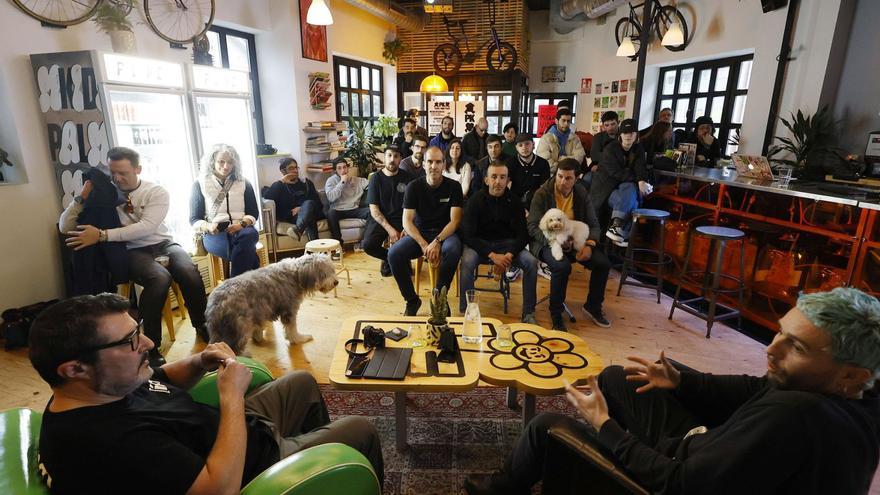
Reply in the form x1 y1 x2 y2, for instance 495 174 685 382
362 325 386 349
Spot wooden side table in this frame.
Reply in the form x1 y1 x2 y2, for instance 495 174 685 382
304 239 351 297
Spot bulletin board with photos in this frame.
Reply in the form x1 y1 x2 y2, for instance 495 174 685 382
590 77 637 133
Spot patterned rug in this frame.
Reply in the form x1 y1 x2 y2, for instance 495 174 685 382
321 385 579 495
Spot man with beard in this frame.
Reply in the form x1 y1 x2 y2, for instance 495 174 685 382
465 287 880 495
30 294 383 495
399 135 428 179
429 116 457 153
471 134 517 196
511 133 551 209
537 108 585 172
393 118 418 158
364 145 412 276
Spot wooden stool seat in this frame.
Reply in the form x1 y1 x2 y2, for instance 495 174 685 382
304 239 350 297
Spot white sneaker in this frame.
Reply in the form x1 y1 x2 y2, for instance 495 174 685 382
505 267 523 282
538 263 552 280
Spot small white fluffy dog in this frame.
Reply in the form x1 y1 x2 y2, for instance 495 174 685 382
539 208 591 261
206 254 338 354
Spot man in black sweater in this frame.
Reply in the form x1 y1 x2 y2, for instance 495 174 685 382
465 287 880 495
511 133 550 209
459 161 538 323
462 117 489 163
262 157 323 241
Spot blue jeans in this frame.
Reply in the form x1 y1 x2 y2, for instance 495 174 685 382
608 182 640 239
293 199 323 240
459 241 537 316
387 230 462 302
538 244 610 317
203 226 260 277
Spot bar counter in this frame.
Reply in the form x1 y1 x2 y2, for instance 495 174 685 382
641 167 880 331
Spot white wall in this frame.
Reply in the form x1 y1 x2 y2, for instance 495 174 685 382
527 0 842 155
0 0 393 311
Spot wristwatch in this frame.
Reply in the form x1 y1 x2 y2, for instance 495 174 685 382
434 236 443 244
73 195 84 205
239 220 247 228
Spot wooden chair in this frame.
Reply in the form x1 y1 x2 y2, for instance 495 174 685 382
118 281 185 342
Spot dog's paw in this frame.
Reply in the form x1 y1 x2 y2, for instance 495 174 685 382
551 244 564 261
290 333 313 344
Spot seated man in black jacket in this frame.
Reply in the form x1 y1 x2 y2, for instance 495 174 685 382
465 287 880 495
459 161 538 324
678 115 721 167
31 294 383 495
262 157 323 241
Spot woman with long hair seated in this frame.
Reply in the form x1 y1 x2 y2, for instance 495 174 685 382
442 138 474 198
641 121 674 166
190 144 260 277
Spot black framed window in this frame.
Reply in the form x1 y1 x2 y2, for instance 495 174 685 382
205 26 265 144
401 90 514 136
521 93 578 136
334 56 384 127
654 54 753 157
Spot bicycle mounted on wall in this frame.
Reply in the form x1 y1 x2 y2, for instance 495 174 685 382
615 0 690 61
432 0 518 77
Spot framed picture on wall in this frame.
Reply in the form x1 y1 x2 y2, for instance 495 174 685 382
541 66 566 83
299 0 328 62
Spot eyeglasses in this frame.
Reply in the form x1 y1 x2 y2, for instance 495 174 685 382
81 320 144 354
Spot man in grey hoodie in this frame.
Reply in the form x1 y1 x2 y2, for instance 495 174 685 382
325 159 370 242
536 108 586 173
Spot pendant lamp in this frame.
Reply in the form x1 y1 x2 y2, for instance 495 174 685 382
661 18 684 46
307 0 333 26
420 74 449 92
616 37 636 57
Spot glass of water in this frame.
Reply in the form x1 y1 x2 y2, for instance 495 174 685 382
495 324 513 348
410 324 425 348
775 166 793 187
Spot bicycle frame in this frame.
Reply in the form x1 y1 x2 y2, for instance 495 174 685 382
441 0 503 59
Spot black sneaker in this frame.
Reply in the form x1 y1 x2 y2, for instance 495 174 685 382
148 349 166 368
605 217 626 244
551 314 568 332
380 260 392 277
404 298 422 316
195 324 210 342
583 304 611 328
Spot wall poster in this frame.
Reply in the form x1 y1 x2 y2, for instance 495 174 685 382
455 100 484 136
299 0 328 62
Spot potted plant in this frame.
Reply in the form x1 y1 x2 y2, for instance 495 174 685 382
372 115 399 148
340 118 381 178
769 106 840 181
383 38 407 66
427 286 450 347
92 1 136 54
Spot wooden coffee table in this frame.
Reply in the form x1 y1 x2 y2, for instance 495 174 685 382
329 317 604 450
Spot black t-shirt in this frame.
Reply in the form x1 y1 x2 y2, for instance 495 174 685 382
367 169 413 227
38 369 278 495
402 176 463 232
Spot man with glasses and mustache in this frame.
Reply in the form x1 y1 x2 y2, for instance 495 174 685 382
400 135 428 179
60 146 207 367
29 293 383 495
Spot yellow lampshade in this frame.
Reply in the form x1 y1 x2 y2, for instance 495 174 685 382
420 74 449 92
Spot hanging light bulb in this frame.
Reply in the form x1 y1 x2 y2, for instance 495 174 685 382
420 74 449 92
662 18 684 46
307 0 333 26
616 37 636 57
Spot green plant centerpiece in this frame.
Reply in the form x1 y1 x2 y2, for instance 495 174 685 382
92 1 136 54
769 106 840 180
382 38 407 66
372 115 399 148
427 286 450 347
340 118 381 178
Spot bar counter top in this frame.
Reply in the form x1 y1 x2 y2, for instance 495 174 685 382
654 166 880 208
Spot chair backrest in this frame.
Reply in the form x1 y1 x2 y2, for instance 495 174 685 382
188 356 275 408
240 443 381 495
0 408 50 495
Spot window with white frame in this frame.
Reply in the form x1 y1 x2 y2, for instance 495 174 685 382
654 54 753 157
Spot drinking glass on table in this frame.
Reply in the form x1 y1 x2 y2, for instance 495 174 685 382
775 166 793 187
410 324 425 348
495 324 512 348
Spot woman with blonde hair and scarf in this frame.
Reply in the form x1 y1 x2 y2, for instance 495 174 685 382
190 144 260 277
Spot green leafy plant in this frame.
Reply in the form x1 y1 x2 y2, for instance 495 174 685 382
340 118 381 178
92 1 134 33
382 38 407 66
372 115 399 145
768 106 840 174
429 286 449 326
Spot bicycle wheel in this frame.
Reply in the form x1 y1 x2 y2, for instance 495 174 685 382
654 5 689 52
12 0 100 26
486 41 517 73
433 43 463 77
614 17 642 61
144 0 215 44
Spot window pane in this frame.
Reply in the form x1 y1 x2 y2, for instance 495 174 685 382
362 94 371 117
533 99 549 112
694 97 707 118
350 67 358 89
351 94 360 116
678 68 693 93
726 142 739 157
732 95 747 124
662 71 676 95
710 96 724 123
339 65 348 87
372 95 380 116
661 99 673 111
487 95 499 111
738 60 752 90
372 69 380 92
674 98 689 122
502 95 512 111
361 67 370 90
487 116 499 133
532 117 539 132
339 91 349 117
697 69 711 93
714 67 729 91
227 36 250 72
206 31 222 68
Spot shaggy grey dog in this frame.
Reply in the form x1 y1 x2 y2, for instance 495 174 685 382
206 254 338 354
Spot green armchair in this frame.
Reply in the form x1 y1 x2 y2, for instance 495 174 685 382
1 357 380 495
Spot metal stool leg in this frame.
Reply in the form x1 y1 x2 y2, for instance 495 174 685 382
705 239 727 339
656 218 667 304
616 215 637 297
669 230 695 320
738 238 746 329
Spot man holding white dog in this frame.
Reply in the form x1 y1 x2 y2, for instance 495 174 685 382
460 160 538 324
528 158 610 331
